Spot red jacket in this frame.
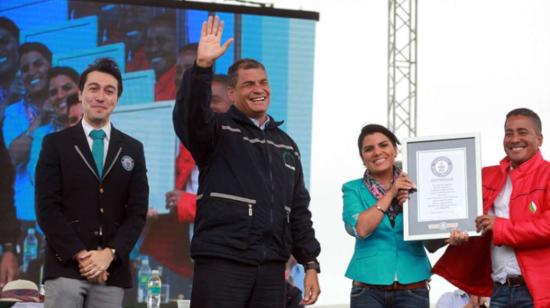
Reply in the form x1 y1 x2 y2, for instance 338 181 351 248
433 150 550 308
154 65 177 101
174 143 197 222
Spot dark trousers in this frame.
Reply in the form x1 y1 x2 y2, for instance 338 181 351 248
490 283 534 308
190 257 285 308
350 285 429 308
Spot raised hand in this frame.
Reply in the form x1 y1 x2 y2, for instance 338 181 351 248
196 16 234 68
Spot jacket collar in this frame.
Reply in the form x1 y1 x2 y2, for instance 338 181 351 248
499 150 544 180
71 121 123 182
227 105 284 130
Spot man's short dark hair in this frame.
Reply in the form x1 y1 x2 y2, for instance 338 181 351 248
79 58 123 98
227 58 266 87
48 66 79 85
357 124 400 156
66 93 80 111
0 17 19 43
506 108 542 134
19 42 52 63
213 74 229 86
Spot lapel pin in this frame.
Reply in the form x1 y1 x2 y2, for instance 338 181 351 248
121 155 135 171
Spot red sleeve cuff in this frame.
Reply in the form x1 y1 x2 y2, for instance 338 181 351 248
177 192 197 223
492 216 509 245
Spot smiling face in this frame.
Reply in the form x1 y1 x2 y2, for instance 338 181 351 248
504 114 543 168
20 51 50 96
49 74 78 115
80 71 118 128
228 68 270 122
360 132 397 177
0 27 18 78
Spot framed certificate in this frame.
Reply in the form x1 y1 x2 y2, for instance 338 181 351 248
402 133 482 241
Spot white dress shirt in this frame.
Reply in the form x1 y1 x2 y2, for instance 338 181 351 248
490 171 522 283
81 118 111 167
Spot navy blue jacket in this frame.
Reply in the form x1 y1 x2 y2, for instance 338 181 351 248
173 64 320 265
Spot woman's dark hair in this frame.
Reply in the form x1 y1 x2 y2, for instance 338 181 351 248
48 66 80 85
357 124 400 156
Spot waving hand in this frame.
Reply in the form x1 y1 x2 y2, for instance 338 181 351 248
197 16 234 68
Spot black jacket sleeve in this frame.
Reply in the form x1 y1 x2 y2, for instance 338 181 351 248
0 130 19 247
173 63 219 166
35 135 86 262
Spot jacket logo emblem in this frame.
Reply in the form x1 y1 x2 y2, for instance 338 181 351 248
529 201 537 213
121 155 134 171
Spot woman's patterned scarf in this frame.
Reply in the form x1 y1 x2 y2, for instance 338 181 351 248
363 166 402 227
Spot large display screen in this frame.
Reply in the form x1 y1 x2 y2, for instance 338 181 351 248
0 0 317 304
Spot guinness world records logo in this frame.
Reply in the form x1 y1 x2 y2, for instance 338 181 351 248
431 156 453 177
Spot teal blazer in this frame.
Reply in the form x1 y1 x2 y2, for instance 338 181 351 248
342 178 431 285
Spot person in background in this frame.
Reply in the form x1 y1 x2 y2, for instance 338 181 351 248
174 43 198 93
342 124 430 308
46 66 79 118
28 67 80 180
66 93 83 127
144 14 177 101
28 67 79 183
2 42 51 229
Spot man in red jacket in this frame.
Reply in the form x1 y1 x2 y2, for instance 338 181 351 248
433 108 550 308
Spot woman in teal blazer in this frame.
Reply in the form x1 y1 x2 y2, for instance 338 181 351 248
342 124 431 308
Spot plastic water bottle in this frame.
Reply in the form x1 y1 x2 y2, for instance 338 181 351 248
147 269 162 308
137 256 151 302
23 228 38 272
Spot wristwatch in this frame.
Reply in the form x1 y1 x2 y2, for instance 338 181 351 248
303 261 321 273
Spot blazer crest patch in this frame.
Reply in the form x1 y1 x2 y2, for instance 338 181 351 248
529 201 537 213
121 155 135 171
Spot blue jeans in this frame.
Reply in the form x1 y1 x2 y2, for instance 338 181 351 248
350 285 429 308
490 283 534 308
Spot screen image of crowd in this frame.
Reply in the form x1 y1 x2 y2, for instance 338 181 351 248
0 0 316 305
